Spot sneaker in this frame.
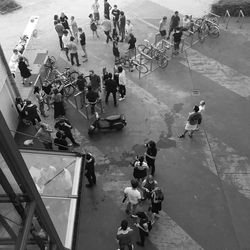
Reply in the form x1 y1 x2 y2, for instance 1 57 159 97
119 97 124 101
179 134 185 138
131 214 138 218
68 143 73 147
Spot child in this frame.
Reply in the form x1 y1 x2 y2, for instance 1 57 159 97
172 27 183 55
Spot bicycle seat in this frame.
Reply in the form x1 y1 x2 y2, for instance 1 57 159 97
106 115 122 121
65 67 70 70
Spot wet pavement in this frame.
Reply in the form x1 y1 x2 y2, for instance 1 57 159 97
2 0 250 249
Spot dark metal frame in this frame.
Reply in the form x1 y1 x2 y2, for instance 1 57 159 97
0 111 64 250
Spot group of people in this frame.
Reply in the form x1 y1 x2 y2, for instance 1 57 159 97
116 140 165 249
158 11 194 54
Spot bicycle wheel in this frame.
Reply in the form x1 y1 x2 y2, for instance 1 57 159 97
157 56 168 69
64 83 75 98
208 25 220 38
137 45 151 55
135 63 148 74
195 18 204 26
68 71 79 84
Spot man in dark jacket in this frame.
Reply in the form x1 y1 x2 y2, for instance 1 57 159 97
89 70 101 93
76 74 87 108
54 118 80 146
86 86 99 114
105 73 118 106
85 153 96 187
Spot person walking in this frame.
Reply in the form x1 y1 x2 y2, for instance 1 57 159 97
118 66 126 101
119 11 126 42
18 56 32 85
116 220 134 250
51 88 65 119
179 105 202 138
127 33 136 59
105 73 118 107
92 0 100 25
68 36 81 66
89 70 101 93
84 152 97 187
78 27 88 60
101 16 113 44
112 5 120 31
159 16 168 38
70 16 78 43
76 74 87 108
89 13 99 38
34 123 53 150
167 11 180 40
104 0 112 19
62 30 70 61
54 20 64 49
54 118 80 147
145 140 157 176
33 86 47 117
123 179 141 218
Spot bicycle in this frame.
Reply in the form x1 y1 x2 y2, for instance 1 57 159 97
194 17 220 39
137 40 169 69
116 55 149 74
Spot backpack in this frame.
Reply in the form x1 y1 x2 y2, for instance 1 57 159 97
153 189 164 203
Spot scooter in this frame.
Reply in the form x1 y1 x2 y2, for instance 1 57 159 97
88 112 127 135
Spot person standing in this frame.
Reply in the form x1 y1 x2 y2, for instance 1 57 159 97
70 16 78 43
141 175 158 200
92 0 100 24
86 86 99 115
151 187 164 217
78 27 88 60
60 12 71 33
112 5 120 31
172 27 183 55
89 70 101 92
145 140 157 176
84 153 97 187
51 88 65 119
54 20 64 49
113 36 120 63
118 66 126 101
179 105 202 138
68 36 81 66
125 20 133 42
76 74 87 108
132 156 149 184
124 179 141 218
105 73 118 107
42 80 52 111
182 15 191 31
104 0 112 19
119 11 126 42
33 86 47 117
18 56 32 85
54 118 80 147
127 33 136 59
167 11 180 40
62 30 70 61
101 16 113 44
34 123 53 150
116 220 134 250
89 13 99 38
159 16 168 38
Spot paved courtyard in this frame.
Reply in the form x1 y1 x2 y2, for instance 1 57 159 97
1 0 250 249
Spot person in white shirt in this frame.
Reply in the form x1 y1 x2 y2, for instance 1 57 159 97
124 179 141 218
70 16 78 43
182 15 191 31
92 0 100 24
118 66 126 101
199 100 205 113
159 16 168 38
125 19 133 42
62 30 70 61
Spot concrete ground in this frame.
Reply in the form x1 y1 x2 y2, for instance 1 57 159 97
2 0 250 249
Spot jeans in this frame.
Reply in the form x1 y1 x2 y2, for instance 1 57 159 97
146 157 155 176
113 19 120 31
120 26 125 41
104 30 112 43
58 35 63 49
65 132 76 144
64 47 70 60
38 101 45 116
105 91 117 106
70 53 80 66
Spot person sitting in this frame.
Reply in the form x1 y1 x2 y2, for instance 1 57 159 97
86 86 99 114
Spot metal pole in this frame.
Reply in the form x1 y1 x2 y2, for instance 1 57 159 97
0 44 21 97
0 215 17 240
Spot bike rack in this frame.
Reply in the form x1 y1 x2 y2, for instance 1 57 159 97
222 10 231 29
237 9 244 29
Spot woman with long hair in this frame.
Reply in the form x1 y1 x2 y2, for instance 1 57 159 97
132 155 149 184
145 140 157 176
